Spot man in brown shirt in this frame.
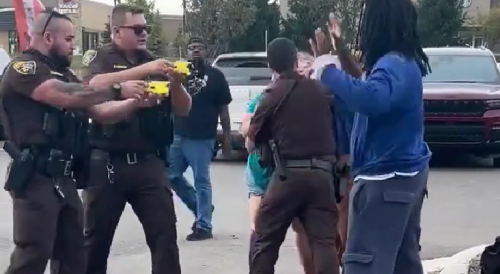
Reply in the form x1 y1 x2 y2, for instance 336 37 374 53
0 11 147 274
247 37 340 274
81 4 191 274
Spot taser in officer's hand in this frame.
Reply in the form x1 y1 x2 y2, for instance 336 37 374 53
146 81 170 96
173 61 191 76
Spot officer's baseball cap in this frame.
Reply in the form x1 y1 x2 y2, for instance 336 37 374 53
267 37 298 74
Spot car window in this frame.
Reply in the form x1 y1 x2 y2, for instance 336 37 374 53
215 57 272 86
424 54 500 84
214 57 268 68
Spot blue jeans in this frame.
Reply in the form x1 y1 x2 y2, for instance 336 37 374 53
167 135 215 231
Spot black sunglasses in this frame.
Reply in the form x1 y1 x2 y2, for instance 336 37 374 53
119 25 151 36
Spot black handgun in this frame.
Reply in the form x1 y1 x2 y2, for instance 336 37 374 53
269 140 286 181
3 142 35 194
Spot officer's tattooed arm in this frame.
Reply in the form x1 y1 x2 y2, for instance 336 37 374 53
31 79 117 109
88 99 139 124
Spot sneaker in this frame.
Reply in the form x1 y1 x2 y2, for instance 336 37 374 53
186 228 213 241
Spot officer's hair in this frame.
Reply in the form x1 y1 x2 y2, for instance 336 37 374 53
32 10 71 35
111 4 144 27
360 0 431 76
267 37 298 74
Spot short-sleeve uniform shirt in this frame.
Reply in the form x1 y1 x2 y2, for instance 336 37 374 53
82 44 170 152
0 49 80 146
173 66 232 139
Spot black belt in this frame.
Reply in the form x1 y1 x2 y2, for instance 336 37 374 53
285 158 334 173
93 149 161 165
34 154 74 178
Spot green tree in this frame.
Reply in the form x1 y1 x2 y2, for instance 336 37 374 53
124 0 167 56
334 0 363 48
185 0 256 56
417 0 465 47
281 0 337 51
173 25 189 58
230 0 280 52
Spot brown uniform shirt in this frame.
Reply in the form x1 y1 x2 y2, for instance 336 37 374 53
0 49 81 147
249 72 336 159
83 43 168 152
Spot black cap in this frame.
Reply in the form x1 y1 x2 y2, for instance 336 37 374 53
267 37 297 73
188 37 206 47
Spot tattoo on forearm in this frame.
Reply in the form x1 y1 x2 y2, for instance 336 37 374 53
53 82 115 106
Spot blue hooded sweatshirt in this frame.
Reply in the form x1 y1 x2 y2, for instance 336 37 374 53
321 53 431 177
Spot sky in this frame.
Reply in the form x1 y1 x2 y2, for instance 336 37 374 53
92 0 183 15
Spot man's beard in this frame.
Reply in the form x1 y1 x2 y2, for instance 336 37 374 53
48 47 71 68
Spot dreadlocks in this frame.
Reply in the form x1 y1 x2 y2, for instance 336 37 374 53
359 0 431 76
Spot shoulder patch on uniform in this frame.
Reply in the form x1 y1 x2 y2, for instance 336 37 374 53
82 50 97 66
12 60 36 75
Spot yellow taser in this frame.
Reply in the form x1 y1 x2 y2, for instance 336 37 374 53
174 61 191 76
146 81 170 96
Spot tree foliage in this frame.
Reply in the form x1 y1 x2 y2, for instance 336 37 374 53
123 0 167 56
417 0 465 47
230 0 280 52
281 0 337 51
334 0 364 48
478 7 500 47
184 0 256 56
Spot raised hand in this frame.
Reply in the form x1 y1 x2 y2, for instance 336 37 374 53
327 12 342 50
141 59 174 75
309 28 332 56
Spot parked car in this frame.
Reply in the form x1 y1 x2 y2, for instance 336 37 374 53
423 47 500 166
212 52 272 154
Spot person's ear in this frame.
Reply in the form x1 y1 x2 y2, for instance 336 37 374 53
43 32 52 44
112 26 120 37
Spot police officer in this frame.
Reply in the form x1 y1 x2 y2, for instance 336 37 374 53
81 4 191 274
246 37 340 274
0 11 145 274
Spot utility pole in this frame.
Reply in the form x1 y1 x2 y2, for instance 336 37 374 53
113 0 120 6
182 0 187 34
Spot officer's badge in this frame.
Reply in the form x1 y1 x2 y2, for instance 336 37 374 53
82 50 97 66
12 61 36 75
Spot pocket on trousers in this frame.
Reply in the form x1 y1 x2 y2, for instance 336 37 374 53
13 198 49 244
383 191 415 204
342 252 374 265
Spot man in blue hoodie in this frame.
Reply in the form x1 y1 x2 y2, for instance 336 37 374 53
319 1 432 274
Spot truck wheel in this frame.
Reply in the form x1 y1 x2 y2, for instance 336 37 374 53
493 157 500 168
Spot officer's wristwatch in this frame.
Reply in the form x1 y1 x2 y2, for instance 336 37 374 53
111 83 121 100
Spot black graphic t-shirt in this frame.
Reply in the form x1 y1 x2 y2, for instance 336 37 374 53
174 66 232 139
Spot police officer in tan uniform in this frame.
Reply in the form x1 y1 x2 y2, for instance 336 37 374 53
0 11 146 274
81 4 191 274
246 37 340 274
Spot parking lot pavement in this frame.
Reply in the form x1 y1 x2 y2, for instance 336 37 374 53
0 152 498 273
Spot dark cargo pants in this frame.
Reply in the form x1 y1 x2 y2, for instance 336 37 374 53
342 167 428 274
249 169 340 274
5 174 85 274
82 155 180 274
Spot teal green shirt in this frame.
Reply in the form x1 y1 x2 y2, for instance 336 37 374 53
246 93 273 195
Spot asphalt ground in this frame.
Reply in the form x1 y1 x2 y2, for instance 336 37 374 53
0 150 498 273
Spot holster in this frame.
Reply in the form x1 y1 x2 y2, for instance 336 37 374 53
269 140 287 181
3 142 35 195
332 163 350 203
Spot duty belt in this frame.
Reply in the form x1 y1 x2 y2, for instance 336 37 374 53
93 149 162 165
285 158 334 173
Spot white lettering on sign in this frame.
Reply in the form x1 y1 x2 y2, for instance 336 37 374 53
57 3 79 14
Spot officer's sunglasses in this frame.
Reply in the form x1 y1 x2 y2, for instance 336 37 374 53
119 25 151 36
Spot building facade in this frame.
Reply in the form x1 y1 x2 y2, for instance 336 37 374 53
0 0 184 56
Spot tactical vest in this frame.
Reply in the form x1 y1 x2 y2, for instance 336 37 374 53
89 96 174 149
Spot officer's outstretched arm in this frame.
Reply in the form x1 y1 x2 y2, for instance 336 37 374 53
7 60 118 109
32 79 118 109
88 99 139 124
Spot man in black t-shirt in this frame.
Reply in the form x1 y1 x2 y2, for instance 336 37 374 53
168 37 232 241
